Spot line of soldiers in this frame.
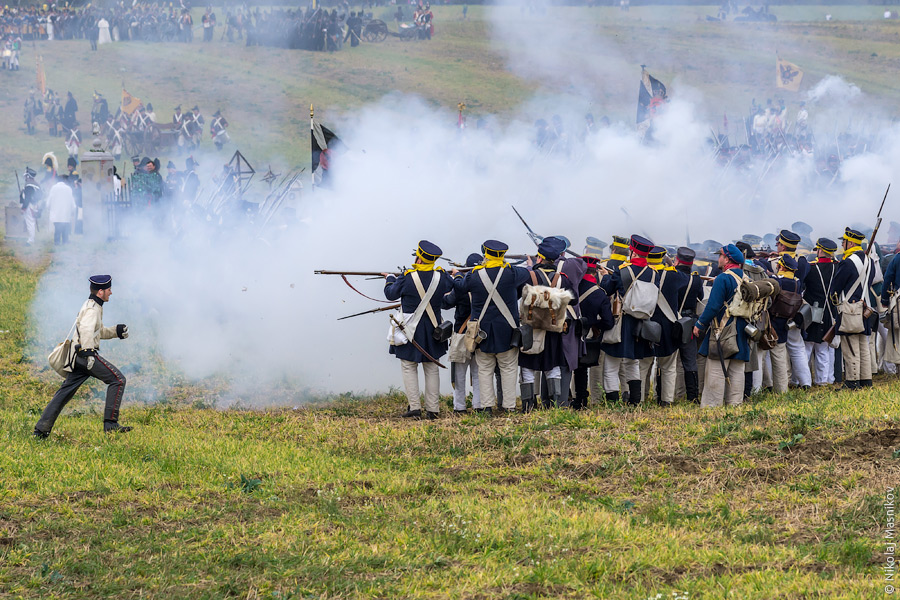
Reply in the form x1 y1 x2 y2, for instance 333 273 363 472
381 226 900 417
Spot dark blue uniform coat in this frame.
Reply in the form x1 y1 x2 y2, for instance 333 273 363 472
452 265 531 355
600 263 657 360
828 250 877 336
384 269 454 363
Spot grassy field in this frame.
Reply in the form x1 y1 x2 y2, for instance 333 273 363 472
3 6 900 597
1 241 898 598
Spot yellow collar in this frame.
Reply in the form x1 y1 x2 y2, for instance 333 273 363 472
844 245 863 256
779 271 795 279
405 262 442 274
472 256 507 271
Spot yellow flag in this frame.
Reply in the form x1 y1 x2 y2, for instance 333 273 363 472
121 88 141 115
776 58 803 92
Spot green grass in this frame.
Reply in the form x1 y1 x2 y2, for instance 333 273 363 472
1 241 898 597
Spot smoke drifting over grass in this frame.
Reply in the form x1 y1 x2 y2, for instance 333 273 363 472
24 19 900 405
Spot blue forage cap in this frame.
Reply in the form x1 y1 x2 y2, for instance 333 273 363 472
89 274 112 289
416 240 442 263
537 236 562 261
481 239 508 258
778 254 799 272
465 253 483 268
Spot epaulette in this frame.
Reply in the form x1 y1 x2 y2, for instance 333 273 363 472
619 261 632 269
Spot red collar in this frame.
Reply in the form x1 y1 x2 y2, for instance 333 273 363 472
818 257 833 263
631 256 648 267
583 273 597 284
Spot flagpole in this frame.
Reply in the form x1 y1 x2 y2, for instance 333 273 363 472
310 103 314 193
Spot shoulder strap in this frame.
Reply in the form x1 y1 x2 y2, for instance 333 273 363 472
476 268 516 328
656 270 679 322
843 254 869 303
678 274 694 313
580 285 598 303
409 271 441 328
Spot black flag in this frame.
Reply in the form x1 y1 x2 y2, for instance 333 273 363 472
636 67 668 126
311 120 343 188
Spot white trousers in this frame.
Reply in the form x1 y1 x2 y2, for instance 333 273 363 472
521 366 560 383
452 359 480 410
602 356 639 395
805 342 835 385
786 328 812 386
401 360 440 413
23 205 36 244
700 359 746 408
476 348 518 410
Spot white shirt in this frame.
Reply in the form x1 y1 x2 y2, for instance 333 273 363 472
47 181 76 224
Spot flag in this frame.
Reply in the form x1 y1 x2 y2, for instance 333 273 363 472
637 67 667 125
121 88 141 115
36 56 46 95
776 58 803 92
311 117 342 188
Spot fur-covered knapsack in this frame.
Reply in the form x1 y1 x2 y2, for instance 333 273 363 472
520 267 573 334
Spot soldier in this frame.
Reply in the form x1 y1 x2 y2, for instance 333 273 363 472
518 237 579 410
383 241 454 419
442 253 484 414
19 167 41 246
181 156 200 204
24 90 42 135
647 246 683 406
804 238 838 386
604 235 630 270
674 247 704 402
164 160 183 203
583 236 606 260
172 104 184 127
46 97 59 137
452 240 531 413
693 244 752 407
829 227 876 389
600 235 657 405
61 90 77 130
210 109 229 150
765 229 812 388
34 275 131 438
572 255 614 409
768 255 803 393
47 175 76 245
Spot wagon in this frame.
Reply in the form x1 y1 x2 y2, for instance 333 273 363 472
362 19 388 42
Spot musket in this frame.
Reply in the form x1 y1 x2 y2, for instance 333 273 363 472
866 183 891 258
512 205 542 246
15 170 22 199
337 303 400 320
389 314 447 368
316 270 398 277
511 205 579 257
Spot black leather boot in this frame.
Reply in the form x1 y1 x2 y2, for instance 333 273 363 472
401 408 423 418
520 383 535 413
605 391 619 404
743 372 753 399
426 411 439 420
860 379 873 388
626 380 642 406
104 421 133 433
684 371 699 403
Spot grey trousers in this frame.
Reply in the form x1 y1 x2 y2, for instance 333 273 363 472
475 348 518 410
36 353 126 433
700 358 745 407
841 333 872 382
401 360 440 413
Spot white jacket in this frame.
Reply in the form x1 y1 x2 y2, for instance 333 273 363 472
75 298 119 352
47 181 76 224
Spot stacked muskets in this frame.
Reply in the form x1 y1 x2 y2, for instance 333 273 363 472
256 168 305 233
